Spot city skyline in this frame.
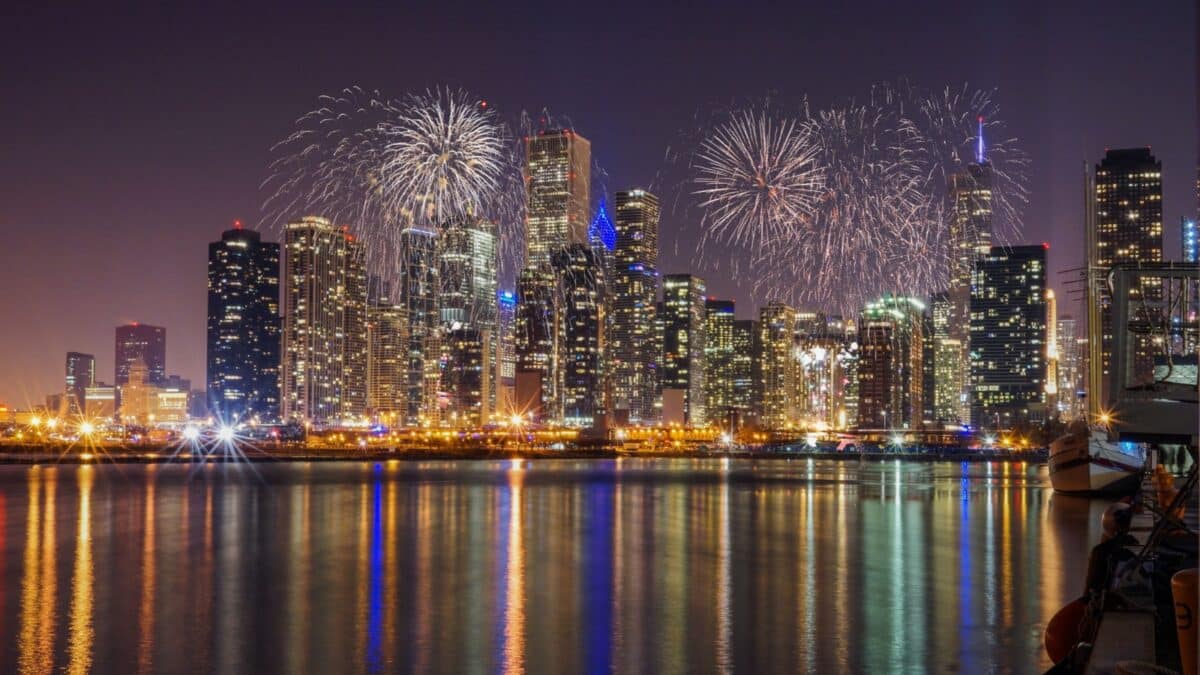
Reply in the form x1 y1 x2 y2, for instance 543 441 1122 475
1 1 1196 406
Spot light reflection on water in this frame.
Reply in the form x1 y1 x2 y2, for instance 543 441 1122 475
0 459 1101 673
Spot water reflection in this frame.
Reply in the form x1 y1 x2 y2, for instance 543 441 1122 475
0 459 1097 673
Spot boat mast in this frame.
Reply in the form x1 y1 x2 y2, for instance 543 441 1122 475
1084 161 1103 419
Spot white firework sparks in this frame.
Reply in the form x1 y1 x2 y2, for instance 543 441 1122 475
692 108 823 250
379 88 509 226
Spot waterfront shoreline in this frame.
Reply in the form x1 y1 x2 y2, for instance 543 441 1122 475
0 444 1046 465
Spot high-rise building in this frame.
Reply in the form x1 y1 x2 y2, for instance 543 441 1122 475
514 269 557 423
703 299 736 428
497 290 517 415
795 315 855 430
929 292 963 424
65 351 95 416
398 226 439 425
1057 316 1083 421
439 217 499 421
759 303 798 430
731 319 759 425
525 130 592 267
115 323 166 389
969 245 1048 429
1045 288 1059 419
366 280 407 424
1094 148 1163 399
946 131 994 423
553 244 606 427
206 224 281 422
661 274 707 425
442 327 488 428
281 216 367 423
610 189 661 425
857 296 925 429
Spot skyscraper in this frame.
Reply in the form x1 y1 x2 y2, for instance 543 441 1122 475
398 226 439 425
553 244 606 427
610 189 660 424
525 130 592 267
65 351 95 416
442 327 488 427
1057 316 1083 421
661 274 707 425
969 245 1048 428
514 269 557 422
703 299 736 427
1094 148 1163 398
929 292 963 424
1045 288 1059 419
282 216 367 423
759 303 798 430
439 217 499 421
731 319 759 426
206 224 281 422
857 296 925 429
946 129 994 423
115 324 166 412
366 280 407 424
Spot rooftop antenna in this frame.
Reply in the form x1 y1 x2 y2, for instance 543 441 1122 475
976 115 986 164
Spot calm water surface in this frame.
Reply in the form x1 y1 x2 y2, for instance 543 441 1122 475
0 458 1105 674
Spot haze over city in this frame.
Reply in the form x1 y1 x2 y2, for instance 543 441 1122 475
0 0 1195 406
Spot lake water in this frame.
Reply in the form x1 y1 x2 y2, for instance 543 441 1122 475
0 458 1105 674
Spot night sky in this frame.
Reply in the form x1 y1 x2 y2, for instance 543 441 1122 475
1 0 1195 407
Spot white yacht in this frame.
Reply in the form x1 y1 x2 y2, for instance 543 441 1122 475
1048 421 1144 495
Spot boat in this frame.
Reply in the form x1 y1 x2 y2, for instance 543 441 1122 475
1048 421 1144 496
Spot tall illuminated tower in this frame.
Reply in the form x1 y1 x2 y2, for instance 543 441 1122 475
115 323 166 389
610 189 660 424
516 129 591 424
206 224 281 422
969 245 1048 428
282 216 366 423
758 303 797 429
366 279 407 424
661 274 707 425
703 299 736 427
65 352 95 416
1094 148 1163 399
439 217 498 423
857 296 925 430
553 244 606 426
945 117 993 423
398 226 439 425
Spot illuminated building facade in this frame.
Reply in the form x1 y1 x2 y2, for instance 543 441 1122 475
206 225 281 422
661 274 706 425
399 226 439 425
610 189 660 424
553 244 606 427
515 269 557 422
439 217 499 421
517 129 591 424
282 216 367 423
946 128 993 423
115 323 166 389
442 327 489 427
857 296 925 429
65 351 95 415
703 299 735 427
731 319 759 424
525 130 592 267
795 315 853 430
759 303 798 430
1094 148 1163 398
1045 289 1059 419
366 280 408 424
1057 316 1083 421
969 245 1048 428
929 292 963 424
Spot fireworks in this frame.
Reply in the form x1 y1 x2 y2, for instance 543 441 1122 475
687 83 1028 314
693 108 823 250
263 86 522 296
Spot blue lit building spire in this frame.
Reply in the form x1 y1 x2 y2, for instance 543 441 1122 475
976 115 986 165
589 198 617 252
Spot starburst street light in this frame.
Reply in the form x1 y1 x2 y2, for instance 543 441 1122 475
217 426 235 442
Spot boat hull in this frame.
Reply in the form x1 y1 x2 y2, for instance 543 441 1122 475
1048 431 1144 496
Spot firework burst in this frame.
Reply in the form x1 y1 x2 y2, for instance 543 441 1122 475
692 108 823 250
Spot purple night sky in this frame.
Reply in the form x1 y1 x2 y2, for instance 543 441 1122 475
0 0 1195 407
